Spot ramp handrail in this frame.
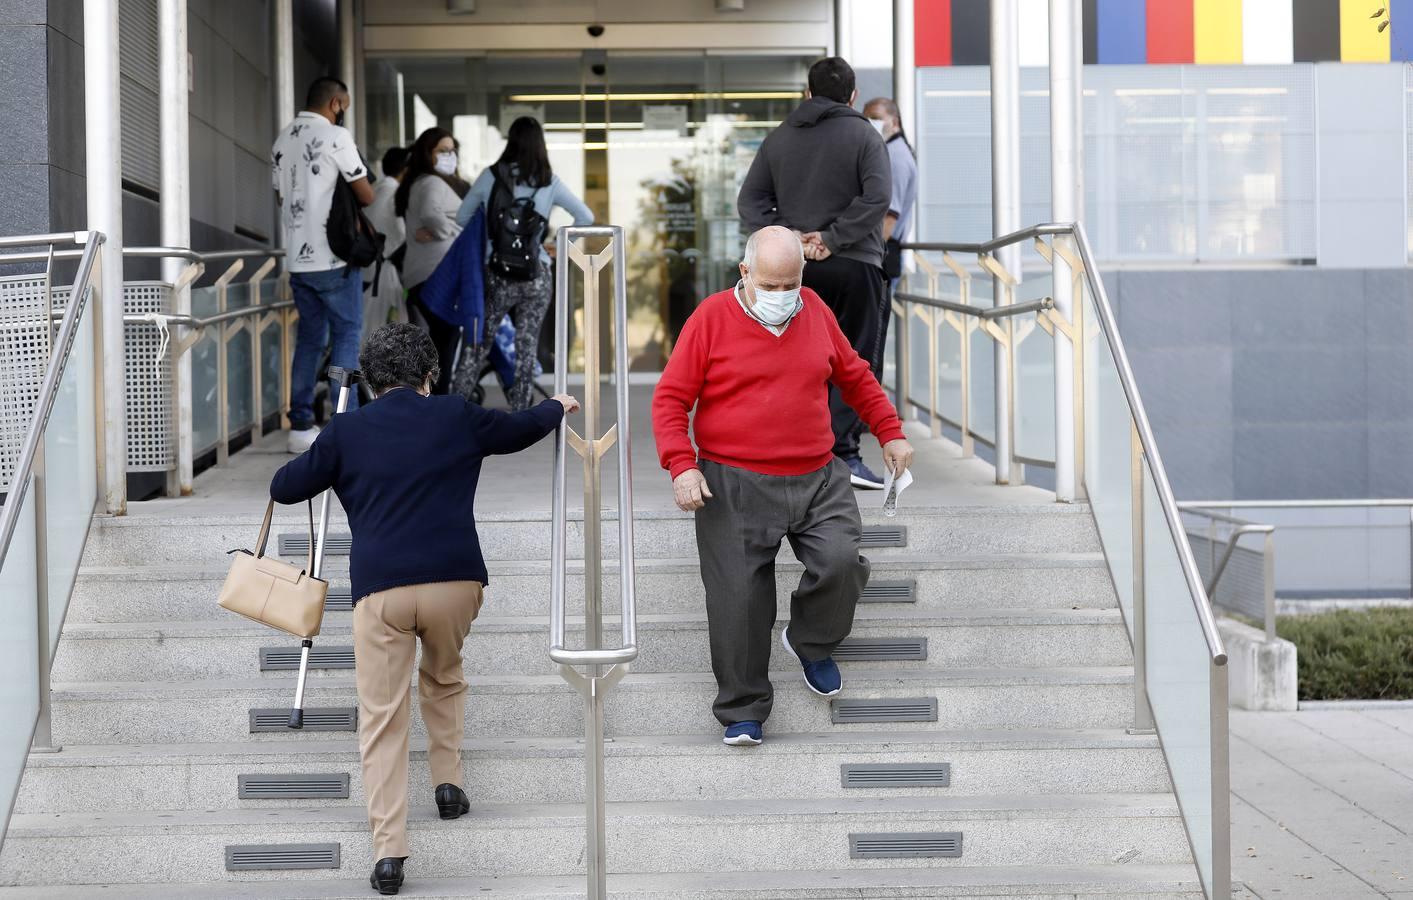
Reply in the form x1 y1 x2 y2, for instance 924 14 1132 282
899 221 1230 899
0 229 106 847
548 224 638 900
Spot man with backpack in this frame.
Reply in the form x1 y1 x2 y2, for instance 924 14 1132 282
271 76 376 453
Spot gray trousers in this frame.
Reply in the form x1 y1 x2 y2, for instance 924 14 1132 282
695 458 870 725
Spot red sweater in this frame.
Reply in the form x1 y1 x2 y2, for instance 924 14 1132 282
653 287 905 478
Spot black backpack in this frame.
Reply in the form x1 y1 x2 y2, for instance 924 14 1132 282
487 165 548 281
327 175 383 272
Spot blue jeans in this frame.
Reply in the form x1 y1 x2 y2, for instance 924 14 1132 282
289 266 364 428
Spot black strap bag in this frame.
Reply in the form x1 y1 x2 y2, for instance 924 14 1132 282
487 165 548 281
327 176 384 272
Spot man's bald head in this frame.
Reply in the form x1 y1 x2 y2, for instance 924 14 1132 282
741 226 805 292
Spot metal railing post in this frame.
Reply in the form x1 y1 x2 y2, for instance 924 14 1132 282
31 438 60 754
212 260 243 466
891 291 907 419
1211 659 1232 898
1129 419 1155 734
1262 531 1277 642
549 226 639 900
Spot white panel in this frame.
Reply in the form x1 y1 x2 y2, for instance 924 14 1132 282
1242 0 1293 65
848 0 895 69
1019 0 1050 68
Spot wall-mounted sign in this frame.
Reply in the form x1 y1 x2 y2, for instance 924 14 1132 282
642 105 689 133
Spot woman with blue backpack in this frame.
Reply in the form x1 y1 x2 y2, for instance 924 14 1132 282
453 116 594 411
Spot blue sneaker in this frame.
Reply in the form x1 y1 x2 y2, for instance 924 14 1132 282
723 721 763 746
843 456 885 490
781 626 843 697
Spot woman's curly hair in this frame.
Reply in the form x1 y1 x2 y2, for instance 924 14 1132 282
360 323 439 395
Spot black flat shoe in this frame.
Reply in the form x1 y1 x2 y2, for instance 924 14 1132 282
435 782 470 820
369 857 405 895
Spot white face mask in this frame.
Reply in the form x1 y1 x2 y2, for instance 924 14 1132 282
434 151 458 176
744 274 802 326
867 117 887 136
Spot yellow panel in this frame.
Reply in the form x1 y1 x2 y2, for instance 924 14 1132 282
1340 0 1392 62
1194 0 1244 64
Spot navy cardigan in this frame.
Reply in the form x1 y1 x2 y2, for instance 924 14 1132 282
270 389 563 603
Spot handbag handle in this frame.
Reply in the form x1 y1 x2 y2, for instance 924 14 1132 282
254 499 317 572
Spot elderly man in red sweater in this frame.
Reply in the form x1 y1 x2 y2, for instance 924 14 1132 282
652 225 914 747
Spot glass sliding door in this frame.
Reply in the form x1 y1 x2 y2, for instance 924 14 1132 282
363 49 812 372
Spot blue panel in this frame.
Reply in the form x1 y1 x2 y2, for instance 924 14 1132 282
1097 0 1148 64
1393 0 1413 61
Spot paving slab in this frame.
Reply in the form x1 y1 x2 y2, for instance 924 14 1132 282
1231 708 1413 898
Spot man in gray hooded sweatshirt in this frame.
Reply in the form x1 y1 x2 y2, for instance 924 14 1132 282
737 56 893 489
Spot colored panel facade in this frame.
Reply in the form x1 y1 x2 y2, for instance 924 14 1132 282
1339 0 1391 61
915 0 954 66
1243 0 1296 63
1394 0 1413 60
1293 0 1342 61
1097 0 1147 62
951 0 991 65
1148 0 1196 63
1084 0 1099 62
1194 0 1244 63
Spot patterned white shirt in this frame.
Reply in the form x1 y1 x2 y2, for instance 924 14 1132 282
271 112 367 273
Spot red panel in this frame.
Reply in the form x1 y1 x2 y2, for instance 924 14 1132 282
915 0 953 67
1146 0 1194 63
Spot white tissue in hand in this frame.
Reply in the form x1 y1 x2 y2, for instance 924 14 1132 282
881 467 914 517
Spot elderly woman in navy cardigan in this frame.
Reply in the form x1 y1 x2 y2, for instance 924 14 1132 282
270 323 577 896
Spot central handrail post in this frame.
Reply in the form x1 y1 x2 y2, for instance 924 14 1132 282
549 225 638 900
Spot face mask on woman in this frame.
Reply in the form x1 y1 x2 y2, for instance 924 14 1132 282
434 151 458 177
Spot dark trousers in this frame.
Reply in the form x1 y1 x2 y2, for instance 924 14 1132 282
694 458 870 725
802 255 888 460
406 284 460 396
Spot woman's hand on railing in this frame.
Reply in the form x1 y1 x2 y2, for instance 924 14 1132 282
552 393 581 415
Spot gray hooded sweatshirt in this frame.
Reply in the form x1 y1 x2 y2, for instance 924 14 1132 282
737 96 892 269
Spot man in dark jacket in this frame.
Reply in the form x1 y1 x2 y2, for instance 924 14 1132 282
737 56 893 489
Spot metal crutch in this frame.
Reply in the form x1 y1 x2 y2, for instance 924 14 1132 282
289 365 361 729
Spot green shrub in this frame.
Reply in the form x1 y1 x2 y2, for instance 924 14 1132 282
1277 608 1413 701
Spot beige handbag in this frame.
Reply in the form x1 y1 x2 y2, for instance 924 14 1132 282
217 499 328 639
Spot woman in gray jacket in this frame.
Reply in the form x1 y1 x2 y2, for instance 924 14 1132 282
396 127 468 394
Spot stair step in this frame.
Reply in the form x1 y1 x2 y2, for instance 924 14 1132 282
69 553 1118 622
48 667 1137 745
51 608 1133 681
15 729 1170 813
0 794 1192 885
0 864 1207 898
80 505 1101 566
281 524 916 555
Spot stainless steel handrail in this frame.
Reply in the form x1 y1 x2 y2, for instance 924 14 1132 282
0 245 278 265
0 232 104 561
893 290 1054 319
898 222 1225 661
548 224 638 900
0 230 105 844
900 222 1229 899
1071 222 1227 665
1181 506 1277 640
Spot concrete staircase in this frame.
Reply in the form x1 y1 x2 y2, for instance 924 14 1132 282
0 485 1203 896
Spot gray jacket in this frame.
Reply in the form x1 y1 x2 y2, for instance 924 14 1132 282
737 96 892 268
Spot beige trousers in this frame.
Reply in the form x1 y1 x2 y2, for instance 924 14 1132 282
353 580 483 860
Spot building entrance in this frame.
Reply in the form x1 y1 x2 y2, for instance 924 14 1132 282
365 51 812 371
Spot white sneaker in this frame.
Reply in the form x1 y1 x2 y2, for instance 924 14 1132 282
287 425 320 454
